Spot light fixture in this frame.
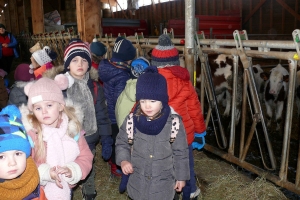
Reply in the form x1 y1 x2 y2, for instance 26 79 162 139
1 10 3 13
4 3 7 7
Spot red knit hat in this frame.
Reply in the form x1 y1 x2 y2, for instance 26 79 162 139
151 34 180 67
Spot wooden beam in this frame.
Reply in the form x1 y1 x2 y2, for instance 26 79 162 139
270 0 273 29
281 3 285 33
30 0 44 34
295 0 298 29
76 0 83 38
115 0 128 19
243 0 266 24
276 0 300 21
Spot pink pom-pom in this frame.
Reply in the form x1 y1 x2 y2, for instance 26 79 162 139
24 82 34 95
0 69 7 77
54 74 69 90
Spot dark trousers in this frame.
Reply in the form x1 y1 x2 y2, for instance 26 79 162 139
111 123 119 164
0 55 14 74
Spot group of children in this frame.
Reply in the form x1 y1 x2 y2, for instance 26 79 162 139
0 33 206 200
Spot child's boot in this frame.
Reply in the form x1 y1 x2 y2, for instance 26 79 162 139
108 159 122 177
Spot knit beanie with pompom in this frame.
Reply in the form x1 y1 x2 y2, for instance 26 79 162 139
24 76 69 111
151 34 180 67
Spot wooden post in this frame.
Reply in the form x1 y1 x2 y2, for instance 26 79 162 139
76 0 101 42
30 0 44 34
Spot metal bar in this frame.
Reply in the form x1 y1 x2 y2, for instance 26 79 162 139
204 144 300 195
239 68 248 159
279 59 297 181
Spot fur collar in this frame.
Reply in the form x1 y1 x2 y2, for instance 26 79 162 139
14 81 31 88
19 99 84 135
42 65 64 79
89 67 99 81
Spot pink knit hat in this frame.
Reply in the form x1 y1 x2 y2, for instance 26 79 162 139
24 76 69 111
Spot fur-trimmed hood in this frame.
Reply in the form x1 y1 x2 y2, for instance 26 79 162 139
19 99 84 135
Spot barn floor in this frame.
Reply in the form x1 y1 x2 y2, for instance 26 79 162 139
72 145 289 200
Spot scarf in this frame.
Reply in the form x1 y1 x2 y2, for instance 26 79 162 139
66 72 97 136
42 113 80 200
0 157 39 200
134 104 170 135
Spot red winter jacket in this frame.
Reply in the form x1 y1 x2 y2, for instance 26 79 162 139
158 66 206 145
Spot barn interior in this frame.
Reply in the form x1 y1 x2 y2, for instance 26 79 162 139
1 0 300 199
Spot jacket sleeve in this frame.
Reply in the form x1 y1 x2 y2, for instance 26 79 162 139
94 82 112 136
7 33 18 48
113 74 129 109
74 134 93 180
115 118 132 166
186 82 206 133
172 117 190 181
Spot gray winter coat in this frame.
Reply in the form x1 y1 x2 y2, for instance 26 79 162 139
116 111 190 200
8 81 28 107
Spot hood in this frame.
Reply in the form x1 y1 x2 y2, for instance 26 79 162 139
99 59 130 82
19 98 84 135
164 65 190 81
42 65 64 79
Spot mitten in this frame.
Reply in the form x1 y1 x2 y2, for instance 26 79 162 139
192 131 206 150
119 174 130 193
101 135 113 160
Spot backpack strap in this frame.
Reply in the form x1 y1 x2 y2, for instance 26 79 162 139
170 115 180 143
126 113 134 145
92 81 98 104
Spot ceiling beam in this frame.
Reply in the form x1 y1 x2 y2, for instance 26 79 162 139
243 0 267 24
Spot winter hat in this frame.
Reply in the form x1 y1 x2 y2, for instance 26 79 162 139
130 57 150 78
0 24 6 29
64 38 92 71
90 38 107 57
151 34 180 67
32 46 57 66
0 105 31 158
136 66 168 105
14 64 35 82
112 37 136 61
24 76 69 111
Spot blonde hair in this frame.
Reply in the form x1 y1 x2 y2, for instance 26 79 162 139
28 105 81 163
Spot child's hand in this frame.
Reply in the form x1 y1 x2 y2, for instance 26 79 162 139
174 180 186 192
120 161 133 175
49 166 63 188
56 166 72 178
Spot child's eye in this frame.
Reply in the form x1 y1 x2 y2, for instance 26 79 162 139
35 107 41 111
15 152 23 156
82 59 88 62
140 100 145 103
0 155 4 159
151 100 156 103
71 59 77 62
47 104 52 107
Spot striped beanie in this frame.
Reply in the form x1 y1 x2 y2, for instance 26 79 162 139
151 34 180 67
112 37 136 61
64 39 92 71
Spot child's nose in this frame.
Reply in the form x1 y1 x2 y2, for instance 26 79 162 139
42 107 47 114
8 157 17 166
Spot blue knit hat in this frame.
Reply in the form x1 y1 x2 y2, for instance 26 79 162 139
90 38 107 57
151 34 180 67
0 105 31 158
136 66 168 105
64 39 92 71
130 57 150 78
112 37 136 61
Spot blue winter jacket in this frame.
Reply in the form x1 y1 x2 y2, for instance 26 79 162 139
0 32 19 59
98 58 131 124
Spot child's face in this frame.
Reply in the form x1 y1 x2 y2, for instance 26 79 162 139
0 150 26 180
30 56 40 68
69 56 89 80
140 99 162 119
32 101 64 127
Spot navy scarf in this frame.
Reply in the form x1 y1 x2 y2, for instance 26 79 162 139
134 104 170 135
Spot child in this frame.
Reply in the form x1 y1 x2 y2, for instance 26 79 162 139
20 77 93 200
90 38 107 70
0 104 45 200
116 66 189 199
30 46 57 79
61 38 112 200
98 36 136 177
152 34 206 200
8 64 35 107
115 56 150 128
0 69 8 110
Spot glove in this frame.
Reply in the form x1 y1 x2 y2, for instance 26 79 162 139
101 135 113 160
192 131 206 150
119 174 130 193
